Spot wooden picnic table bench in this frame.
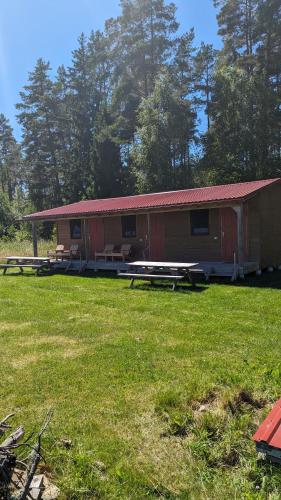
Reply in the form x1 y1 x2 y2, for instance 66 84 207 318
6 256 51 262
118 272 185 291
0 264 47 275
118 261 199 290
0 256 52 275
128 261 198 282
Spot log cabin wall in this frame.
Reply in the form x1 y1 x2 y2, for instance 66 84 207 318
245 182 281 269
245 196 261 266
57 220 84 254
102 209 222 262
259 182 281 268
103 214 148 259
163 208 222 262
57 209 222 262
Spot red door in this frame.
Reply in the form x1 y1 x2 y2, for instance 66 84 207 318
150 214 165 261
220 208 238 262
88 218 104 258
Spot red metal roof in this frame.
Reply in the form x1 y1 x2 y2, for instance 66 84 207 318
253 399 281 449
24 178 280 220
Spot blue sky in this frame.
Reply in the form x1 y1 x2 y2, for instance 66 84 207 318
0 0 220 139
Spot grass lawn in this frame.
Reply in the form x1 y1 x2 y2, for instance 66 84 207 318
1 266 281 498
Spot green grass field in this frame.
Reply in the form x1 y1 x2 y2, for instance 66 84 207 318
1 258 281 498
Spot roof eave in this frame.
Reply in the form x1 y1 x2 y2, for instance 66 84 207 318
22 197 247 222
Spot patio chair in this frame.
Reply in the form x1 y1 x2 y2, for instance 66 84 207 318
112 244 132 262
95 244 115 261
47 244 65 260
63 244 80 259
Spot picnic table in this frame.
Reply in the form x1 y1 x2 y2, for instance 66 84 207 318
0 256 53 275
119 261 198 290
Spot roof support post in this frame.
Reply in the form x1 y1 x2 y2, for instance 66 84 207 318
233 204 244 277
32 222 38 257
147 213 151 260
83 219 88 262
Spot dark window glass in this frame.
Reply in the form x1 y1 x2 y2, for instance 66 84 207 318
122 215 136 238
70 219 82 239
190 210 209 235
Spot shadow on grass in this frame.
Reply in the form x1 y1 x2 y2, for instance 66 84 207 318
57 268 281 290
235 271 281 290
5 268 281 291
204 270 281 290
250 458 281 489
1 270 208 293
125 283 207 293
0 271 55 278
56 270 208 293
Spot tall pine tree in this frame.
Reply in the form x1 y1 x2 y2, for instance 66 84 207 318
0 114 21 202
108 0 179 156
16 59 62 209
194 43 217 131
132 70 196 192
202 0 281 182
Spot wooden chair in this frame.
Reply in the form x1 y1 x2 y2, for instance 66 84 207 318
95 244 115 262
63 244 80 259
112 244 132 262
47 244 65 260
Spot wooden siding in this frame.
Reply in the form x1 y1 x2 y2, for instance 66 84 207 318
57 220 83 253
259 183 281 268
163 209 222 262
103 214 147 259
220 207 238 262
102 209 223 262
245 182 281 268
57 209 223 262
245 196 261 265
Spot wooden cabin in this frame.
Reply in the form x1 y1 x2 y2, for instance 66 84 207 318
24 178 281 278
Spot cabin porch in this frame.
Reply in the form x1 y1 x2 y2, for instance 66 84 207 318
38 205 247 265
52 258 259 279
31 203 259 280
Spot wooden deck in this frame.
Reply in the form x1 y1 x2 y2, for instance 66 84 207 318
52 259 259 279
54 259 129 272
